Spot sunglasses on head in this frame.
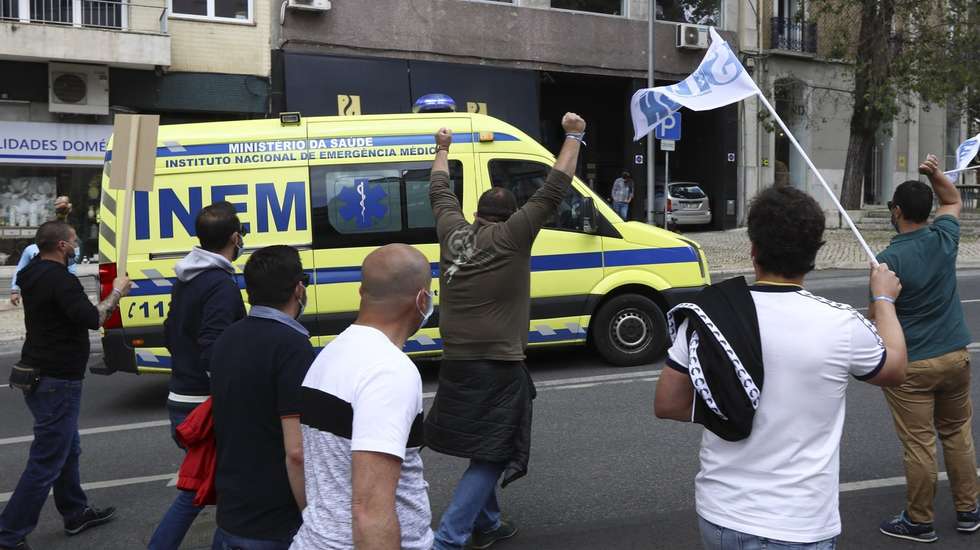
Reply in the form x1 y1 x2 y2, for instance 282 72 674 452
300 273 311 286
887 201 895 210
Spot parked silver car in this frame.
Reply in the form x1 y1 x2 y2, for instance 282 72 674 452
665 182 711 226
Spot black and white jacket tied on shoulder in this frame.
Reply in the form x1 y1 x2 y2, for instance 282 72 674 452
667 276 764 442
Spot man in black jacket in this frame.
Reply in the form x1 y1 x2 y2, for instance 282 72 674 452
0 221 131 550
425 113 586 550
149 201 246 550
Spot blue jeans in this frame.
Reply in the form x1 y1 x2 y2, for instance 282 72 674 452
433 460 506 550
613 201 630 220
0 377 88 547
698 517 838 550
211 527 294 550
148 405 204 550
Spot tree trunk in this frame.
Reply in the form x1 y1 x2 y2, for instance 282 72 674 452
839 0 895 210
840 124 875 209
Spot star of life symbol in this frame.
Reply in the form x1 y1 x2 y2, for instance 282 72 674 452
338 178 388 228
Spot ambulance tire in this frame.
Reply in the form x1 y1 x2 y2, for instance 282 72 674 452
592 294 668 367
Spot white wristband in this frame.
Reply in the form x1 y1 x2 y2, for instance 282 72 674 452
873 295 895 304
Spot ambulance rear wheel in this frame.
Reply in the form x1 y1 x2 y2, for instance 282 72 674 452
592 294 668 367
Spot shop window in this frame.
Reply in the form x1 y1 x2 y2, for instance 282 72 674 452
489 160 589 233
170 0 251 21
310 160 463 249
551 0 623 16
657 0 721 26
0 166 102 265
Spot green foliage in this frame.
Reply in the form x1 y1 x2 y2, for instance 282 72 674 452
815 0 980 126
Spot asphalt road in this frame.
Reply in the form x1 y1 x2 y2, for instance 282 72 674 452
1 269 979 549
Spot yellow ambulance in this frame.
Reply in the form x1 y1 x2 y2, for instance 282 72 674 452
94 109 710 374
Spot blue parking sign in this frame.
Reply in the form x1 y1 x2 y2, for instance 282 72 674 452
654 112 681 141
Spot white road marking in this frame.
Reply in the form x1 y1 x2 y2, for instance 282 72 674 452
3 466 973 504
421 369 662 399
0 473 176 503
0 372 663 443
0 384 7 388
857 297 980 312
840 469 980 493
0 419 170 446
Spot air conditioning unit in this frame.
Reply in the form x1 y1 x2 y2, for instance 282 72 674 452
49 63 109 115
286 0 331 12
676 24 710 50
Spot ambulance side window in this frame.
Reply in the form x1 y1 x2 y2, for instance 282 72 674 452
489 160 588 233
310 160 463 248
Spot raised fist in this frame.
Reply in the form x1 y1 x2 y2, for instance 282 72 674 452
562 113 586 134
918 154 940 178
435 128 453 149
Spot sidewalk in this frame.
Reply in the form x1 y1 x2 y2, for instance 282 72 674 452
685 227 980 275
1 230 977 345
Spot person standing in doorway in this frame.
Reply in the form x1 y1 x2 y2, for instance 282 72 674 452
149 202 247 550
611 171 634 220
877 154 979 542
0 221 131 550
424 113 586 550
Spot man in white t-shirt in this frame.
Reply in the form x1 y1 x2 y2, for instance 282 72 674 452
654 186 909 549
291 243 435 550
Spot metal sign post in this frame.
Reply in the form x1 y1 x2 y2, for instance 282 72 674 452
108 114 159 269
646 0 656 225
655 114 680 230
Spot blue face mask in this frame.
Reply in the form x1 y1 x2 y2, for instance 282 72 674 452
417 289 434 329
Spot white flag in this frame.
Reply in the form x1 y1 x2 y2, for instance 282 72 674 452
953 133 980 173
631 27 759 141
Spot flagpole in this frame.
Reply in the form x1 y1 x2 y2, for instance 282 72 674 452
754 91 879 266
944 165 980 177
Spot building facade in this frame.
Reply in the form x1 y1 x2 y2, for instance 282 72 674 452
0 0 272 263
273 0 743 230
738 0 971 224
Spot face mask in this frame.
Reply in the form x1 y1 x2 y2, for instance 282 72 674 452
232 235 244 261
417 289 434 329
65 242 78 263
296 286 308 321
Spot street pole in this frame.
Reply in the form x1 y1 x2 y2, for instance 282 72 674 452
664 151 670 229
646 0 656 225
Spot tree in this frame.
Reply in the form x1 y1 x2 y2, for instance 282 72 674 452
816 0 980 209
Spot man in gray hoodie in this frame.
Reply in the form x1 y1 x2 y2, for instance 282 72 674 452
149 201 247 550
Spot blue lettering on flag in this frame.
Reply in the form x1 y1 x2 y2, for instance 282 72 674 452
958 139 978 166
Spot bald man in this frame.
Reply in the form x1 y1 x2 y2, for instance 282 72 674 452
291 244 435 550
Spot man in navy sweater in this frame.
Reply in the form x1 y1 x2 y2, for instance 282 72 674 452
0 221 131 550
149 201 247 550
209 245 314 549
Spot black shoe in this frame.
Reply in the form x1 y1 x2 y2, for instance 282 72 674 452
879 510 939 543
466 519 518 549
957 504 980 533
64 506 116 536
0 541 31 550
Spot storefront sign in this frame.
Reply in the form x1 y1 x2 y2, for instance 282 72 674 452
0 121 112 166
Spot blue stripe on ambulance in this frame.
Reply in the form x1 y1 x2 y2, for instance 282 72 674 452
104 133 520 161
126 248 696 297
134 323 588 367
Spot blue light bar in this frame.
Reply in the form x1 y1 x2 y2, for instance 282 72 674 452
414 93 457 113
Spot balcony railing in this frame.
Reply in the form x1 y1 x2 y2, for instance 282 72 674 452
771 17 817 54
1 0 167 34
